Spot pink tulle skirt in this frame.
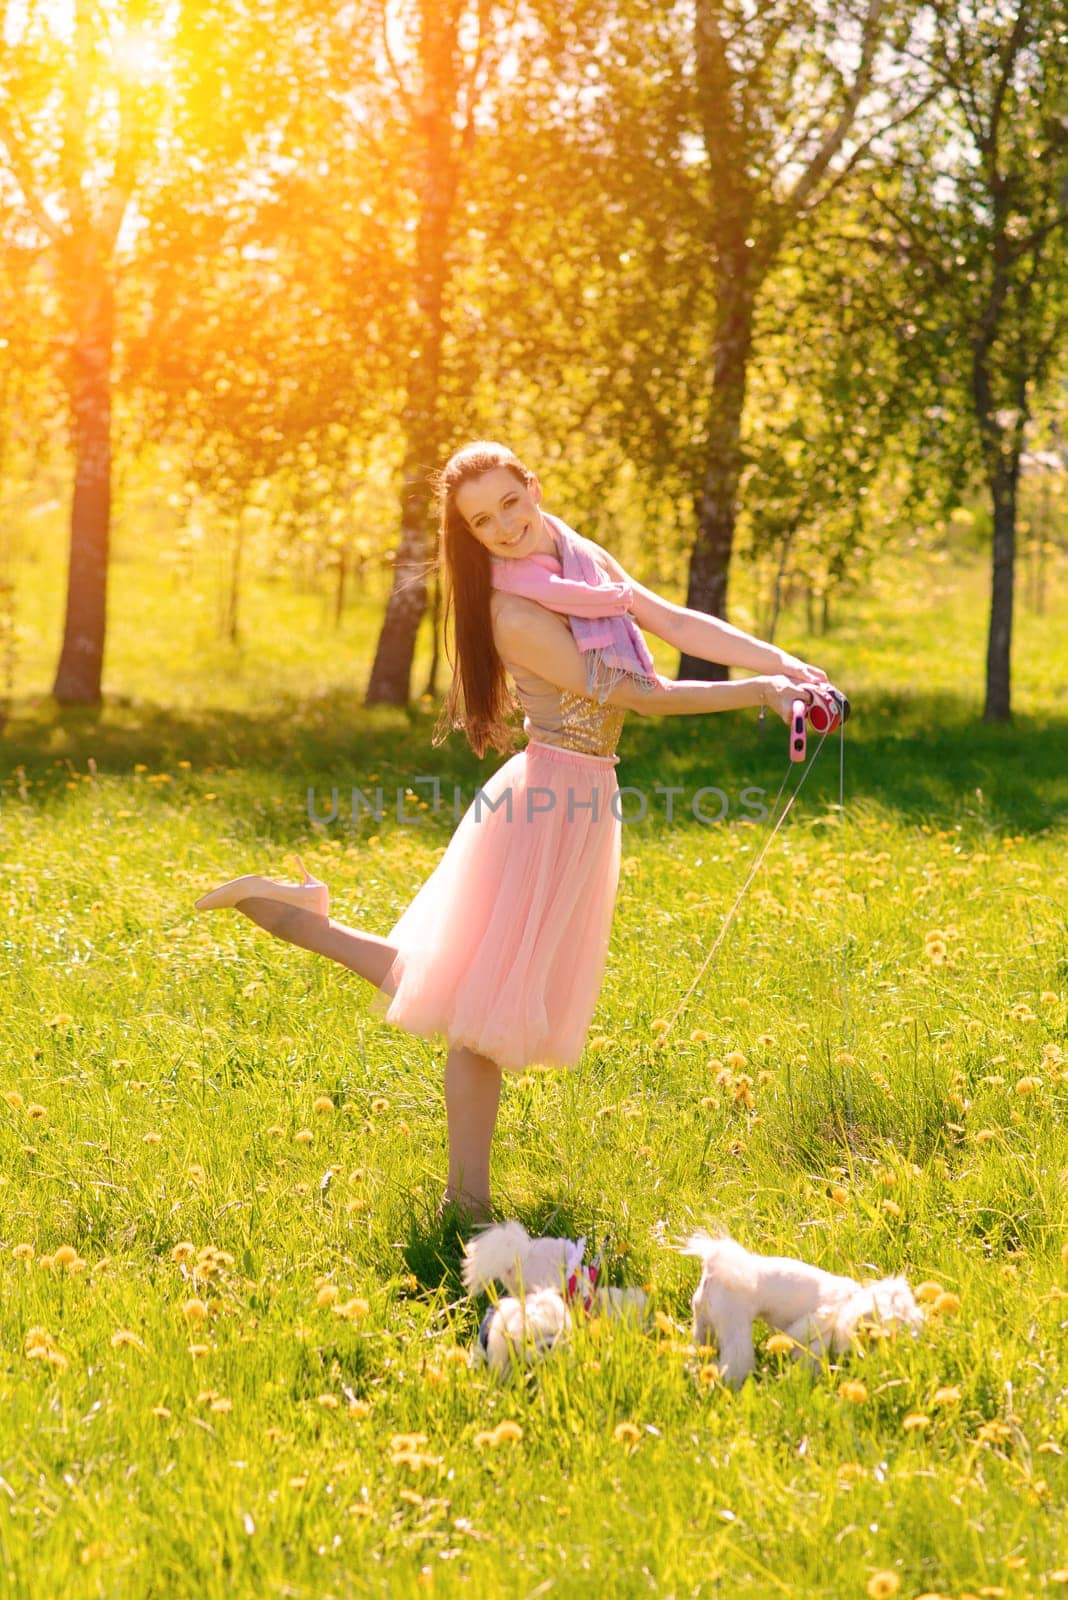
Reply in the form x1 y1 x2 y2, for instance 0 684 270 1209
376 742 621 1072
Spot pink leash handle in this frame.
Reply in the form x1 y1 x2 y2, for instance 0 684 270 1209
789 697 808 763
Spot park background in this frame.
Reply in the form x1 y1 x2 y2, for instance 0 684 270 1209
2 2 1068 1598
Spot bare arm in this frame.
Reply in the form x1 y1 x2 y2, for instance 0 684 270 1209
588 541 827 687
492 594 801 720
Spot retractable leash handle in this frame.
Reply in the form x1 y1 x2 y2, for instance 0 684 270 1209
790 685 851 762
790 698 808 763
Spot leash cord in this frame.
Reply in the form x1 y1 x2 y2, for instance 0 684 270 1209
658 720 839 1045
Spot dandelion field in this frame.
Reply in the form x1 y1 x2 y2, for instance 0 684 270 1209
1 539 1067 1599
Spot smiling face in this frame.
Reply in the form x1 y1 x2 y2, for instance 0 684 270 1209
454 466 556 559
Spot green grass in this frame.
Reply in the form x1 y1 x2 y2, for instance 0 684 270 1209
0 526 1067 1598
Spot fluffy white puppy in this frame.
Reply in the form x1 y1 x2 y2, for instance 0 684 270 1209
465 1223 649 1373
475 1289 572 1373
462 1221 587 1299
681 1232 924 1388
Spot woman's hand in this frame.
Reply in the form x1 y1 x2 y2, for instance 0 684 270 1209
760 674 814 725
775 652 828 688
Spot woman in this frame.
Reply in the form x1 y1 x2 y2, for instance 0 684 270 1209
196 441 828 1218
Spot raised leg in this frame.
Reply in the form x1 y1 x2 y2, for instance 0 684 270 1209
237 898 398 993
444 1045 502 1220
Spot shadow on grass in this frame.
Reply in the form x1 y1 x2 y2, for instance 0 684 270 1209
4 685 1066 834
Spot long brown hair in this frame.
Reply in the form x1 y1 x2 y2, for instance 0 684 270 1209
432 440 534 758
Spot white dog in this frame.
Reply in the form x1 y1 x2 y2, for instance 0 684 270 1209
475 1289 573 1372
681 1232 924 1387
465 1222 648 1372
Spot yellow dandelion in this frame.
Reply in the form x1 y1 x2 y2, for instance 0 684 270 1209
931 1291 960 1315
316 1284 340 1306
651 1018 669 1034
698 1362 721 1387
370 1097 389 1114
391 1449 441 1471
151 1405 172 1419
833 1049 857 1066
1014 1076 1042 1096
1047 1569 1068 1584
110 1330 145 1351
765 1333 795 1355
589 1035 611 1052
264 1426 284 1442
188 1343 211 1358
492 1421 523 1445
866 1574 900 1600
53 1245 78 1267
347 1399 372 1418
334 1296 370 1321
829 1185 849 1207
1040 990 1060 1004
839 1380 868 1404
313 1096 334 1113
45 1013 74 1028
209 1397 232 1413
612 1421 641 1450
317 1394 340 1410
289 1475 309 1490
390 1432 429 1452
67 1257 87 1274
914 1281 944 1304
881 1199 902 1217
725 1050 747 1069
974 1129 996 1144
12 1243 34 1261
294 1129 314 1144
26 1103 47 1121
931 1385 961 1406
690 1029 709 1043
902 1412 930 1432
171 1241 196 1263
473 1430 497 1450
976 1420 1011 1443
182 1298 209 1321
38 1255 54 1270
398 1489 423 1506
3 1089 24 1108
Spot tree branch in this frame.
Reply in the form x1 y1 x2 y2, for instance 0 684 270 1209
0 109 63 243
783 0 888 216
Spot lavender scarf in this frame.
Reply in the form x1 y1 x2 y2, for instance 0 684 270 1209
490 513 659 703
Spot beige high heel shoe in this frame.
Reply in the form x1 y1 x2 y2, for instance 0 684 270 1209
194 854 329 916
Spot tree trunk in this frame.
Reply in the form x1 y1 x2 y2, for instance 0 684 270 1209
983 463 1017 722
52 265 114 705
365 1 461 706
680 246 758 680
365 450 437 703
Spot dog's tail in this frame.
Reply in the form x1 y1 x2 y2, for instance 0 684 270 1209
462 1221 532 1295
678 1231 759 1295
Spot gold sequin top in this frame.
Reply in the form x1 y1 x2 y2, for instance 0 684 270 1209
503 658 626 760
